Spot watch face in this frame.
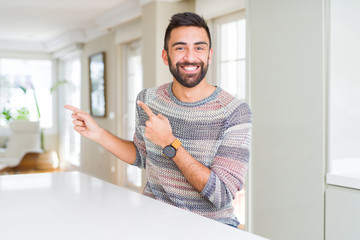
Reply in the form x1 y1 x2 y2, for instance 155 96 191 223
163 146 176 158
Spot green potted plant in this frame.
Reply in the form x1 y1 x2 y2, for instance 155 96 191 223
1 106 41 132
1 107 30 122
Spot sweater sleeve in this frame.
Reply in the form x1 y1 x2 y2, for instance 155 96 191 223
132 90 147 169
200 103 252 209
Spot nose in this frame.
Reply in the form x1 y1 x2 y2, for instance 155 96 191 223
183 48 197 62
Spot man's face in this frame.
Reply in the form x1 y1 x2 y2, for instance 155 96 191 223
163 26 212 88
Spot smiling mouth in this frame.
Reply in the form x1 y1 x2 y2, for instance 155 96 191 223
180 65 200 72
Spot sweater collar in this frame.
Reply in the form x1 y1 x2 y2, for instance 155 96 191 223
167 82 221 107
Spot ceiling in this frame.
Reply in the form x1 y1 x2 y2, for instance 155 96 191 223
0 0 144 52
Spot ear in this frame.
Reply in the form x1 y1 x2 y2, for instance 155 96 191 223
162 49 169 66
208 48 213 65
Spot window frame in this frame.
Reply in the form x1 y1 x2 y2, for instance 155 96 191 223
121 39 146 192
57 55 82 168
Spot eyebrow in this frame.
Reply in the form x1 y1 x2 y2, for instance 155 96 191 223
172 41 208 47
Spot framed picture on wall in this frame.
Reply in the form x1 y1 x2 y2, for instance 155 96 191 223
89 52 106 117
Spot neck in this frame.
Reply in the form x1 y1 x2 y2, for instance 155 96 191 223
171 78 216 103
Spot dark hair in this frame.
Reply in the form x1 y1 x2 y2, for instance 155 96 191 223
164 12 212 52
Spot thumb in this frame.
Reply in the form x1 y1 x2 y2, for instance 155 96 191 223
73 111 87 121
157 114 169 122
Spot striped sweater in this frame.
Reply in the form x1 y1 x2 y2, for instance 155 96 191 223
133 83 252 227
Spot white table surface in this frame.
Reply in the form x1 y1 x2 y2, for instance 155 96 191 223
0 171 268 240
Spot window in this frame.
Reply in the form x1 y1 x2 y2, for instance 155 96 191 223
122 40 144 190
213 11 246 101
0 58 53 128
327 0 360 190
213 11 247 225
58 57 81 167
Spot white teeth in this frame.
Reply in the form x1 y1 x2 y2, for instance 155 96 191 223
183 66 197 71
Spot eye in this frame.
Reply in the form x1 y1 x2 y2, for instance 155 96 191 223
196 46 205 51
176 46 185 51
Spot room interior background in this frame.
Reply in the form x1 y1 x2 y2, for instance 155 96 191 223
0 1 359 240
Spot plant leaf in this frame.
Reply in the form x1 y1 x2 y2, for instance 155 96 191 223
19 86 27 94
50 80 69 93
16 107 30 120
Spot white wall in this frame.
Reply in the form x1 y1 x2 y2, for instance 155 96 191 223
79 32 118 184
326 186 360 240
195 0 245 19
248 0 325 239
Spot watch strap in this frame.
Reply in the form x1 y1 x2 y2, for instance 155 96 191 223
171 138 181 150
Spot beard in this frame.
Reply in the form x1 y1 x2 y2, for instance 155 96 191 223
168 57 209 88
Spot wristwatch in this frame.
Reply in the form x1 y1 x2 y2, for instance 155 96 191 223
162 139 181 159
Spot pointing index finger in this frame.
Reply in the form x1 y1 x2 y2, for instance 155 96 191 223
64 105 84 114
137 100 155 118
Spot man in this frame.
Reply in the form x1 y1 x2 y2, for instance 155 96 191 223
65 12 252 228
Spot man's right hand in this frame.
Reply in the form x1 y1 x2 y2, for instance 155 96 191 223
64 105 103 141
64 105 137 165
